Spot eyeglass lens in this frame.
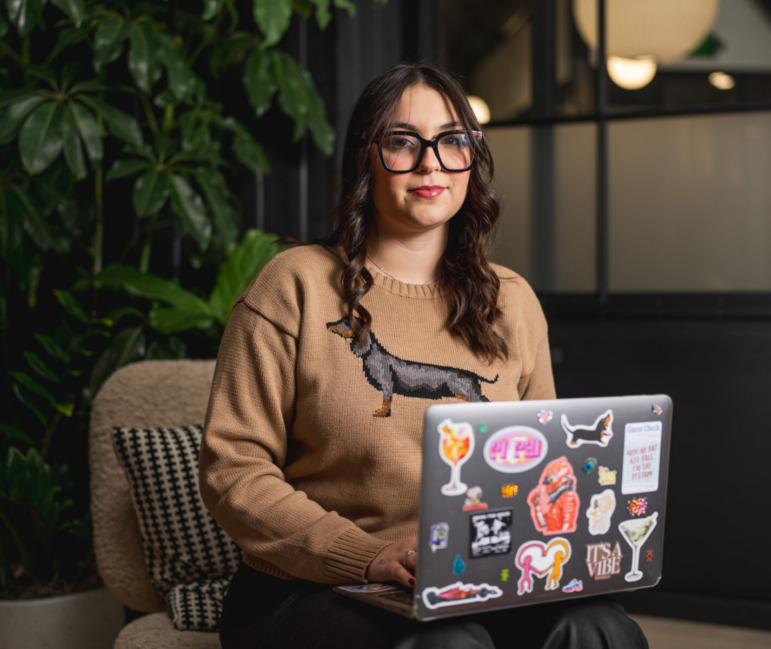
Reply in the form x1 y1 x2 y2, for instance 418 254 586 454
379 132 476 172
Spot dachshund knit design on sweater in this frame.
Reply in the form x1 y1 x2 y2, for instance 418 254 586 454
327 316 499 417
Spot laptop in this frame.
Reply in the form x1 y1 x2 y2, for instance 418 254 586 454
335 394 672 621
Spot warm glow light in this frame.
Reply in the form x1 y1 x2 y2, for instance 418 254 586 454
467 95 491 124
607 56 657 90
708 71 735 90
573 0 720 64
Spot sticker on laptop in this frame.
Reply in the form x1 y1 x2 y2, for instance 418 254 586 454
598 466 617 485
627 496 648 516
421 581 503 609
469 509 513 559
462 485 488 511
483 426 548 473
561 410 614 448
585 541 624 580
514 537 572 595
586 489 617 536
618 512 659 582
429 522 449 552
527 457 580 535
437 419 475 496
622 422 662 494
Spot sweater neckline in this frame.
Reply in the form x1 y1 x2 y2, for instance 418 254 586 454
365 263 442 299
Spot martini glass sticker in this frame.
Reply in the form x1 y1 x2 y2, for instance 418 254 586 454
618 512 658 582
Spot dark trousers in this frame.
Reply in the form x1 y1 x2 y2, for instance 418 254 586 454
220 563 649 649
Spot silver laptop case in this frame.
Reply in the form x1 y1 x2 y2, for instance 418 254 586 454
411 394 673 621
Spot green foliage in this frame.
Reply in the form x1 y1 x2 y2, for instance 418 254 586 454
0 0 381 598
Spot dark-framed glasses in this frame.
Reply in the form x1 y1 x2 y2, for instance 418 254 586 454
374 129 483 173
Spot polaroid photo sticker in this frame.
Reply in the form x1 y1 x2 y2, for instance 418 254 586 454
422 582 503 610
561 410 614 448
621 421 662 494
483 426 548 473
469 509 513 559
514 538 572 595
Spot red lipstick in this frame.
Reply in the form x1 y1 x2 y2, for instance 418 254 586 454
409 185 445 198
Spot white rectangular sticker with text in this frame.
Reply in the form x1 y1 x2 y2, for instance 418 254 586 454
621 422 662 494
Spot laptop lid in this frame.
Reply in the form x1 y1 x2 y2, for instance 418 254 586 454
411 394 672 621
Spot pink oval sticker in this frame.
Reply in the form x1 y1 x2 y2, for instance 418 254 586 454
483 427 548 473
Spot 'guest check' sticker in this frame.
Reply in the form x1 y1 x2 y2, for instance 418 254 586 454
621 422 662 494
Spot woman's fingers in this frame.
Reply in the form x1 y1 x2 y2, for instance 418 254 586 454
366 537 418 587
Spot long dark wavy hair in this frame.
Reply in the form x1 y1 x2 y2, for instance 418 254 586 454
324 63 507 363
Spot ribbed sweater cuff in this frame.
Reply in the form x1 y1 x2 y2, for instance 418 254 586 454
325 528 391 583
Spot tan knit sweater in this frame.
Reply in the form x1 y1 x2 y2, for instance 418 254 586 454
199 244 555 585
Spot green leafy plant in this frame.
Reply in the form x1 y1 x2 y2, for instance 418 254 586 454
0 0 384 598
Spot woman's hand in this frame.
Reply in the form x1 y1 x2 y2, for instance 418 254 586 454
365 536 418 588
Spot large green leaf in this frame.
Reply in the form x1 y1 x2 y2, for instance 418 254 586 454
208 229 282 324
309 0 331 28
149 307 215 334
96 264 213 314
79 95 144 149
48 26 90 61
128 21 161 94
62 108 87 180
93 15 128 69
243 49 277 117
132 168 170 217
0 9 9 38
194 169 239 249
168 174 212 251
11 372 74 417
273 52 308 141
232 130 269 173
254 0 293 47
332 0 356 14
50 0 85 26
300 67 335 155
202 0 223 21
5 0 46 37
68 101 103 161
0 95 44 144
106 157 148 181
154 28 196 101
19 101 65 174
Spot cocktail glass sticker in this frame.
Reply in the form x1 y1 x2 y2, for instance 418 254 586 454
618 512 658 582
527 457 580 535
514 538 572 594
621 421 662 494
438 419 475 496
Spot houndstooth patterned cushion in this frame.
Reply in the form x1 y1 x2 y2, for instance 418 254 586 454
112 424 242 631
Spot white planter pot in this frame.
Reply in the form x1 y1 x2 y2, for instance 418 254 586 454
0 585 125 649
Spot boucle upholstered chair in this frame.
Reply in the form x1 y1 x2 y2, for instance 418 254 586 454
90 359 221 649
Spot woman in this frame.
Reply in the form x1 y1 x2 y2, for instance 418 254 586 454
200 63 648 649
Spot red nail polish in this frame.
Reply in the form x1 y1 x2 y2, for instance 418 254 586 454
409 578 416 587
